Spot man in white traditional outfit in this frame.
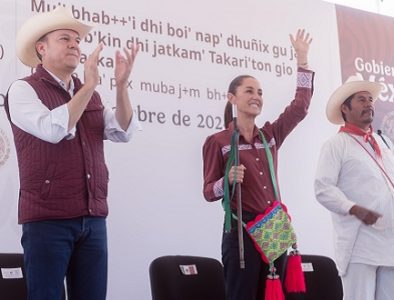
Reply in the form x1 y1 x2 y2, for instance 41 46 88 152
315 75 394 300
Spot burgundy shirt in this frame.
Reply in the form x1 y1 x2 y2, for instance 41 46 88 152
202 69 314 214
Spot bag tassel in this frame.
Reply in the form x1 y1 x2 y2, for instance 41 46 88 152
284 245 306 293
265 264 285 300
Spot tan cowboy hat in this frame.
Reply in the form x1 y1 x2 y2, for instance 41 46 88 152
326 74 383 125
16 6 94 67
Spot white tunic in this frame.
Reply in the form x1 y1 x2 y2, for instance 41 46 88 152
315 131 394 275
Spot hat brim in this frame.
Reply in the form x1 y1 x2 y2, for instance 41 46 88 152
326 80 383 125
16 7 94 67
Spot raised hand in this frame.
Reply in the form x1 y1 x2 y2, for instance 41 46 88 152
290 29 312 68
84 43 104 89
114 44 139 89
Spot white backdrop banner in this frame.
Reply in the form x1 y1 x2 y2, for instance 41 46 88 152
1 0 392 299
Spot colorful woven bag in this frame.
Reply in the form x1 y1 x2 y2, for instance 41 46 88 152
245 200 296 265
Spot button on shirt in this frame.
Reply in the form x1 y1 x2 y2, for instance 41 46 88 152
8 72 141 144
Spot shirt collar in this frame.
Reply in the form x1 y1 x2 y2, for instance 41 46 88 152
43 67 75 96
227 121 260 140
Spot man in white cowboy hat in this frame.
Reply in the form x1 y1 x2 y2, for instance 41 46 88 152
4 6 140 300
315 74 394 300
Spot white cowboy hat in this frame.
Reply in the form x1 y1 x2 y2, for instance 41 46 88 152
326 74 383 125
16 6 94 67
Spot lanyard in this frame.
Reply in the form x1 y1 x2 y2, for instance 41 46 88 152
224 130 280 230
258 130 280 201
347 133 394 190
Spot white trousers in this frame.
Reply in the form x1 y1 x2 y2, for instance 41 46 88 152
341 263 394 300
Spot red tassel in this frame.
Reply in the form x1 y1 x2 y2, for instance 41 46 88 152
265 267 285 300
285 250 306 293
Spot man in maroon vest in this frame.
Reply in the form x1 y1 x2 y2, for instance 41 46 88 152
4 7 140 300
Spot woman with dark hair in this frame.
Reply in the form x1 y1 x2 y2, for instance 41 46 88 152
202 29 314 300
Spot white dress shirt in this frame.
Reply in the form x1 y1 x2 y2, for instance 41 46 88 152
315 132 394 275
7 71 140 144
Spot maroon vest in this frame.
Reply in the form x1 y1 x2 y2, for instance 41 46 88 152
5 65 109 223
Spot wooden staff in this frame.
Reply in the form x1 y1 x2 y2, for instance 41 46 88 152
232 104 245 269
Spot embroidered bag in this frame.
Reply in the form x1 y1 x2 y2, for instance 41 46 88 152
245 200 296 265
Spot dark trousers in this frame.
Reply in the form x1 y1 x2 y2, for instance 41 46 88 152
22 217 108 300
222 212 287 300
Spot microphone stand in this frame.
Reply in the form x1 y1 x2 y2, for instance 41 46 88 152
377 129 391 149
232 104 245 269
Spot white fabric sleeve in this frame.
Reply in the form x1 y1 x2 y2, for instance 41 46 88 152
314 139 356 215
7 80 75 143
103 105 142 142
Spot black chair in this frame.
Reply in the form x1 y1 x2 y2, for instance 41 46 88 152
149 255 226 300
0 253 27 300
286 254 343 300
0 253 66 300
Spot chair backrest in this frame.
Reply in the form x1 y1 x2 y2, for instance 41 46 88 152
149 255 226 300
0 253 28 300
0 253 66 300
286 254 343 300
